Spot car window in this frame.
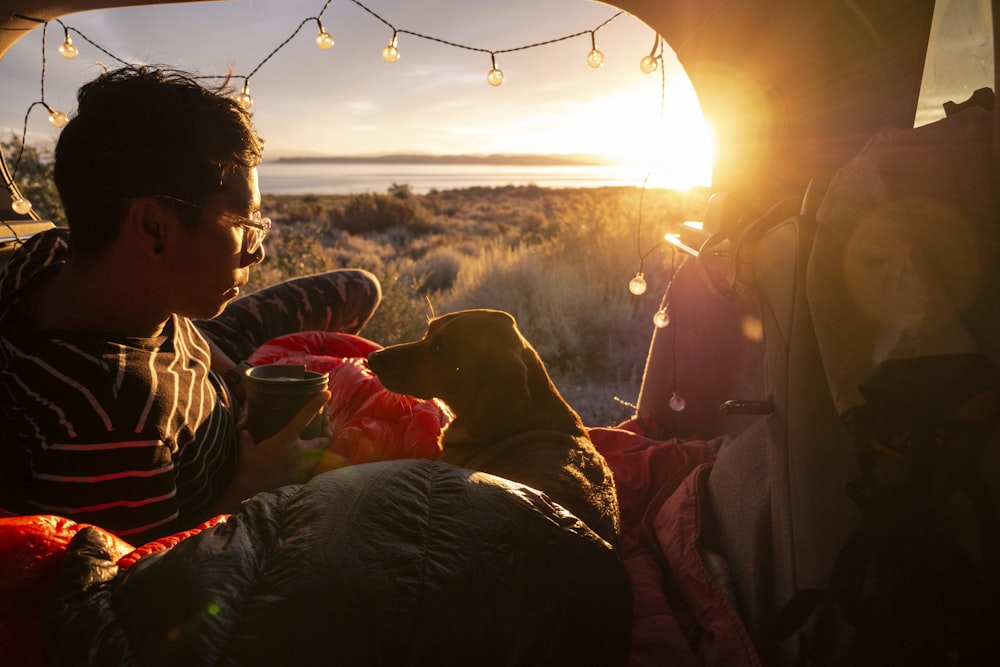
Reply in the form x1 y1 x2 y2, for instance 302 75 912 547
915 0 994 127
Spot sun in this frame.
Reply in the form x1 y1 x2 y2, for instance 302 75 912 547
597 83 716 191
627 113 715 191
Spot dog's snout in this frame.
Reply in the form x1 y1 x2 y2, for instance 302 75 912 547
367 349 400 388
366 350 384 371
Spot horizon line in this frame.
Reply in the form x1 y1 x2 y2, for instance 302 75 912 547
268 153 617 167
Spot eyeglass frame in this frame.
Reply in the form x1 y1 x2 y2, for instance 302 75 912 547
152 194 271 254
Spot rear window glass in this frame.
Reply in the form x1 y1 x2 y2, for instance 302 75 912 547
915 0 994 126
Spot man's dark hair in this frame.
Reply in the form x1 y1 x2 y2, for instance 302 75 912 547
54 66 265 260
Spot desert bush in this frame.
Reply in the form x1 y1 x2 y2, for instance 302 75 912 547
426 232 658 426
361 257 435 344
332 192 435 234
250 185 708 426
2 135 65 226
387 183 414 199
249 220 336 288
414 246 464 294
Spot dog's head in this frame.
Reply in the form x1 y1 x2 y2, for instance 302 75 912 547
367 309 539 438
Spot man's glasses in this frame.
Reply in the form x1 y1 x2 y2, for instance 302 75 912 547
154 195 271 254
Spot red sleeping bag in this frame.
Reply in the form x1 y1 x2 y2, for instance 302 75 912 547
0 514 231 667
247 331 449 471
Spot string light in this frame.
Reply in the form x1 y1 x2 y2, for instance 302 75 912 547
664 249 684 414
628 272 647 295
46 106 69 128
487 53 504 87
315 19 334 50
233 81 253 109
639 32 661 74
58 30 78 59
11 194 33 215
651 250 677 328
628 171 661 297
628 50 683 322
586 32 604 69
5 2 645 214
378 31 398 62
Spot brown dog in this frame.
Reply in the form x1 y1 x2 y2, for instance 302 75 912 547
367 309 620 543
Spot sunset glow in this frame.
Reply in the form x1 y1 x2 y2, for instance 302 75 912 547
1 0 715 191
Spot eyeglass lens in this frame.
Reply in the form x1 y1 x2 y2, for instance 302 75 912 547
242 213 267 254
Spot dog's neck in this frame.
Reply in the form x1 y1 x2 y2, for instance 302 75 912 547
440 364 585 447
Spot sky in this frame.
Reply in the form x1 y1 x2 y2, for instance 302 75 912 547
1 0 715 189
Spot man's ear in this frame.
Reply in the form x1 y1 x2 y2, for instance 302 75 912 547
123 197 166 256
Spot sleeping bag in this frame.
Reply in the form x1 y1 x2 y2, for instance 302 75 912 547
248 331 448 470
44 459 633 666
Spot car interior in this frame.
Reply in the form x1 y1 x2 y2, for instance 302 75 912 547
2 0 998 665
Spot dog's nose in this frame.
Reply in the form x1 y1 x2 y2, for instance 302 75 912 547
367 350 392 377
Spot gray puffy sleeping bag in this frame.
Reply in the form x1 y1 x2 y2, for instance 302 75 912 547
45 459 633 666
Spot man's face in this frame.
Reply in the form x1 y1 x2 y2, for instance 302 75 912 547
162 166 265 321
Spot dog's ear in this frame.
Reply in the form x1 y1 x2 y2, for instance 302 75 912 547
462 340 533 439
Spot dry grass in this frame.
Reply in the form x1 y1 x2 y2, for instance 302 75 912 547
252 184 709 427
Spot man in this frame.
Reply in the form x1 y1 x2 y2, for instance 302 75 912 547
0 66 381 544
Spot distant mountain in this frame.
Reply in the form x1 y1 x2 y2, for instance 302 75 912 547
270 153 613 166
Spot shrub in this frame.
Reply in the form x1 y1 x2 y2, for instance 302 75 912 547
388 183 414 199
414 246 463 294
245 186 708 426
333 192 434 234
361 257 435 345
2 135 65 226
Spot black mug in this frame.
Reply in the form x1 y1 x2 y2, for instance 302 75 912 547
243 364 329 442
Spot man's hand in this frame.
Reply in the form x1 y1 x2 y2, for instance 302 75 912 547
209 391 332 516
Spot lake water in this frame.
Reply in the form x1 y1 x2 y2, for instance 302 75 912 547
258 161 649 195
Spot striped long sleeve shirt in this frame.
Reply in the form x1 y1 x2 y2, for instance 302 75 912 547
0 229 238 544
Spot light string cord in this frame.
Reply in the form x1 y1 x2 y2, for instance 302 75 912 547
5 1 628 186
627 33 670 297
2 15 50 219
57 21 131 66
194 13 333 90
8 16 49 181
6 15 129 189
634 171 667 272
668 246 685 418
184 4 624 92
348 0 622 55
636 34 667 265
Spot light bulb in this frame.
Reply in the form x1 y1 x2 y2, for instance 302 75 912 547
316 30 334 50
11 195 32 215
586 48 605 69
669 392 686 412
487 67 504 87
639 55 658 74
653 308 670 328
48 109 69 128
59 36 78 59
628 272 647 296
382 44 399 63
234 87 253 110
